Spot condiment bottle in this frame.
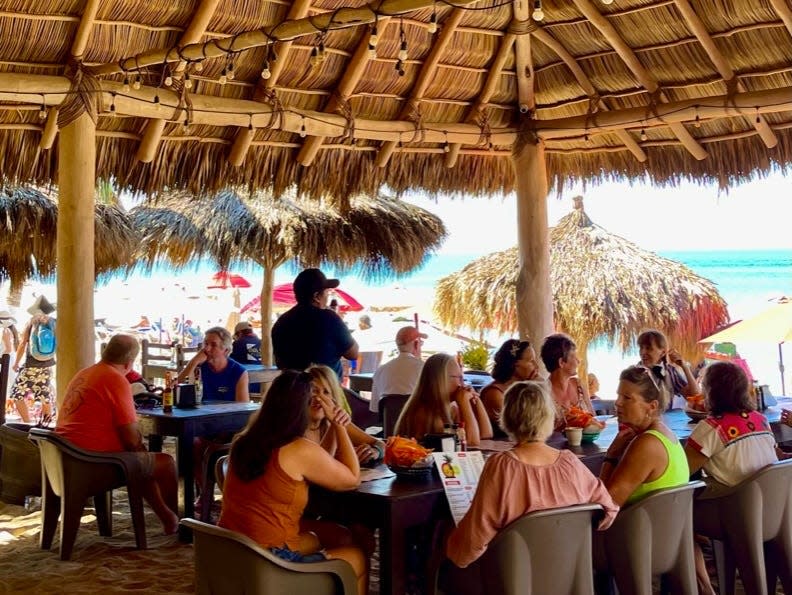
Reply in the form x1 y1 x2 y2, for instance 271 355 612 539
162 371 174 413
456 422 467 452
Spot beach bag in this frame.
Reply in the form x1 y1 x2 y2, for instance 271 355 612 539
30 318 56 361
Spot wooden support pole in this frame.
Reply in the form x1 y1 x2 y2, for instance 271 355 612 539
768 0 792 38
56 113 96 403
39 107 59 150
512 135 553 345
259 265 277 366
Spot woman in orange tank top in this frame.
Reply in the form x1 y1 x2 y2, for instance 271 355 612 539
218 370 368 595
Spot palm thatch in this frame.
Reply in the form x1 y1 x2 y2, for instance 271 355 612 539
130 189 446 362
0 185 136 290
434 197 729 367
0 0 789 199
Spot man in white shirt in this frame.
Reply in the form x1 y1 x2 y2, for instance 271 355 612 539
370 326 427 413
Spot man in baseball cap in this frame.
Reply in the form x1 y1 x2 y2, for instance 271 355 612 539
272 268 358 379
370 326 427 413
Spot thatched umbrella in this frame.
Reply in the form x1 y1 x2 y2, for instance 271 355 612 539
131 190 447 364
0 186 136 301
434 197 729 373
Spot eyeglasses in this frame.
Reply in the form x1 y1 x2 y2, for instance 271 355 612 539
636 364 661 391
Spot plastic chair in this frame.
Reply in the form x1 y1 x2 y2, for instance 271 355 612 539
693 459 792 595
380 393 410 438
181 518 357 594
435 503 603 595
596 481 703 595
344 387 378 430
27 428 148 560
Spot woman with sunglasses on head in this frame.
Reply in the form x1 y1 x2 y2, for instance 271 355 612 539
599 366 689 506
218 370 368 595
480 339 539 439
637 329 699 410
395 353 493 447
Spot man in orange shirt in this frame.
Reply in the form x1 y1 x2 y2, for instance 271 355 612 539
56 334 179 534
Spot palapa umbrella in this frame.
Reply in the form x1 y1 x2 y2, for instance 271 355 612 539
0 185 136 300
434 197 729 375
700 297 792 394
131 189 446 364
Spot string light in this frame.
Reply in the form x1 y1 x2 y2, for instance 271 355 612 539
194 60 204 73
640 128 647 141
184 71 193 90
694 113 701 128
132 74 141 90
164 74 173 87
755 107 760 124
153 94 160 111
396 19 407 76
226 60 235 81
183 117 190 129
261 60 272 79
310 46 320 67
399 39 408 62
370 19 379 47
601 0 614 4
299 117 307 137
443 132 450 152
122 75 130 93
38 96 47 119
428 5 438 34
248 114 254 132
532 0 544 21
219 67 228 85
109 92 116 116
368 43 377 60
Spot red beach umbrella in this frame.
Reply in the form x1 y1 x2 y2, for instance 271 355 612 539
206 271 252 289
240 283 364 314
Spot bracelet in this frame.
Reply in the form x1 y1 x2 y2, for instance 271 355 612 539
371 441 385 462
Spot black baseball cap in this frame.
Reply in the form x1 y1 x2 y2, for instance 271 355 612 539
293 268 340 303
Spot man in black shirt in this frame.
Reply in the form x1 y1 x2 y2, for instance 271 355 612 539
271 268 358 380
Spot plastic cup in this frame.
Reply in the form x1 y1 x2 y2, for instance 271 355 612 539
565 427 583 447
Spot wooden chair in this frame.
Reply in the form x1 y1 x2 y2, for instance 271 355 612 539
344 388 379 430
215 454 229 492
435 504 603 595
181 518 357 594
28 428 149 560
140 339 177 384
0 353 10 424
693 459 792 595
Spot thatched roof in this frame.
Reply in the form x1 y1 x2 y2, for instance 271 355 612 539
0 0 789 199
0 185 136 287
130 189 447 276
434 197 730 360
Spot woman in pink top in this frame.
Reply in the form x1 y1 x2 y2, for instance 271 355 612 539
218 370 368 595
446 380 618 568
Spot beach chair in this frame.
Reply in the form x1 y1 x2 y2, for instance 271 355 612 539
434 503 603 595
693 459 792 595
28 428 148 560
181 518 357 594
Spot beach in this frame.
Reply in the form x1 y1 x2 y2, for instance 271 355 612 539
2 249 791 400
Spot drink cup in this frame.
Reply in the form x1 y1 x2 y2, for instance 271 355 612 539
565 427 583 447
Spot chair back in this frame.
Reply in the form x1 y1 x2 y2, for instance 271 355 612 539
0 353 10 424
215 455 229 492
180 518 357 595
600 481 703 595
344 388 379 430
694 459 792 595
140 339 177 383
380 394 410 438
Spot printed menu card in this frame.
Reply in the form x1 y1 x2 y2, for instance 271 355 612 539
432 451 485 525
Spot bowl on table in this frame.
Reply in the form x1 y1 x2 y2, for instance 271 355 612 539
387 463 435 481
581 431 601 444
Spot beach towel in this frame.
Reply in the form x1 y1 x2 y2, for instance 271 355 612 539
29 318 56 361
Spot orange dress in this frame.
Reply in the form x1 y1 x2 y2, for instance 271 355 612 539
218 448 308 550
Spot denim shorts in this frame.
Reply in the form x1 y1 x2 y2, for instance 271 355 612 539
270 546 327 563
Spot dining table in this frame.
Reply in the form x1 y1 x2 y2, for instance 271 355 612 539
309 397 792 595
137 400 260 539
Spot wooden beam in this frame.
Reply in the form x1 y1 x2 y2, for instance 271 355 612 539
94 0 484 76
673 0 776 148
136 0 222 163
5 73 791 143
768 0 792 38
295 18 392 167
512 0 535 112
376 9 464 167
227 0 315 167
531 26 646 162
445 32 515 167
571 0 707 160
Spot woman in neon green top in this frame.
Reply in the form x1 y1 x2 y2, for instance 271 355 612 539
600 366 689 506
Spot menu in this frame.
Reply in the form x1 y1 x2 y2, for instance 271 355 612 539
432 451 486 525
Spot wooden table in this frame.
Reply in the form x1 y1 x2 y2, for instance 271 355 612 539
137 401 259 539
308 474 448 595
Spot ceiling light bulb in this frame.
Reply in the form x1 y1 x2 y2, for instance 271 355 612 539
601 0 614 5
532 0 544 21
194 61 203 72
368 44 377 60
164 75 173 87
122 77 130 93
132 78 141 90
261 62 272 79
39 105 47 119
640 129 647 141
370 27 378 47
184 78 193 90
428 13 438 34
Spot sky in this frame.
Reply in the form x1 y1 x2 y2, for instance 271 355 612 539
401 171 792 254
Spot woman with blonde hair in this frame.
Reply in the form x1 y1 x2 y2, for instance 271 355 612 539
446 380 617 567
600 365 689 505
394 353 492 447
305 364 386 465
